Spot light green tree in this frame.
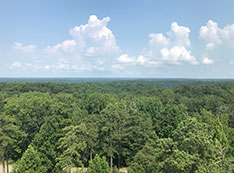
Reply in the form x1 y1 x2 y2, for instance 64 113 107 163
12 145 46 173
88 154 110 173
56 122 98 171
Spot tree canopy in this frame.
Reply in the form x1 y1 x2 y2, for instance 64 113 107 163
0 80 234 172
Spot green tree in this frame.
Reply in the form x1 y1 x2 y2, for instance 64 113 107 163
155 104 188 138
56 122 98 171
51 93 86 121
81 92 111 115
88 154 110 173
173 118 227 172
32 115 64 173
99 100 152 169
130 138 196 173
80 114 98 162
4 92 52 157
99 101 130 170
0 92 7 112
130 118 228 173
128 162 145 173
13 145 46 173
136 96 162 129
0 114 25 173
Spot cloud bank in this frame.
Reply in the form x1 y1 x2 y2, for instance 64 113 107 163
3 17 234 77
112 22 198 71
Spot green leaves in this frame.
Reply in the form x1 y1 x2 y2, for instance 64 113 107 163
32 115 63 172
13 145 46 173
0 114 25 161
4 92 53 151
1 81 234 172
56 121 98 171
88 154 110 173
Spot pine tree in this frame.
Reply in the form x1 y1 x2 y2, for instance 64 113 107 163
12 145 46 173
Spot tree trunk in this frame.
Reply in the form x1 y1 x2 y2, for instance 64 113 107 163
2 156 6 173
118 127 120 171
118 154 120 171
110 138 113 173
110 154 113 173
90 151 92 161
6 159 9 173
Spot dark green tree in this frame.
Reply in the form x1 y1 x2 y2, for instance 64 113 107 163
0 114 25 173
99 100 152 169
32 115 64 173
155 104 188 138
4 92 52 157
81 92 111 115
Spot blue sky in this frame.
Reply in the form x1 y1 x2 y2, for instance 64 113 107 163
1 0 234 78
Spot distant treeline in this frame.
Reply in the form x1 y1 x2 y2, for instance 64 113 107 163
0 80 234 172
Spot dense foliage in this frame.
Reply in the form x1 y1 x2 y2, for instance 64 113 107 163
0 80 234 172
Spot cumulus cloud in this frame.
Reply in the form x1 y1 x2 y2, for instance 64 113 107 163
200 20 234 50
45 40 76 54
149 33 170 48
13 42 36 53
202 57 214 64
116 54 149 65
44 15 120 72
160 46 198 65
117 54 135 63
144 22 197 65
112 22 197 70
69 15 120 55
168 22 191 47
137 55 147 65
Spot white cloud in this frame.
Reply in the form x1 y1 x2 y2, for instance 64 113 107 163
45 40 76 54
149 33 170 48
113 22 197 69
43 15 121 72
168 22 191 47
202 57 214 64
14 42 36 53
69 15 120 56
136 55 147 65
161 46 198 65
200 20 234 50
145 22 197 65
9 61 22 69
113 53 161 70
117 54 135 63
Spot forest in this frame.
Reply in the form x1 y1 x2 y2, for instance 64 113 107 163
1 79 234 173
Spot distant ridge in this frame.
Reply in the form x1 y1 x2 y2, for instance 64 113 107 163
0 77 234 83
